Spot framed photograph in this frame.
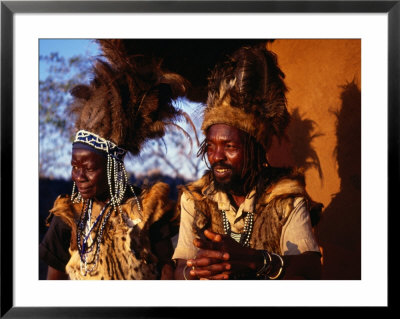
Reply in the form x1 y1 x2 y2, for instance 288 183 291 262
1 0 396 317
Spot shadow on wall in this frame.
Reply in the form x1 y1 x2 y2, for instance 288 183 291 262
288 108 324 183
267 105 325 229
316 80 361 280
267 108 324 183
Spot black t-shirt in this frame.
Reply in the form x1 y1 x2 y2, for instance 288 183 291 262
39 215 71 272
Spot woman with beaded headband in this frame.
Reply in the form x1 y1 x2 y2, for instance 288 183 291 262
39 39 192 280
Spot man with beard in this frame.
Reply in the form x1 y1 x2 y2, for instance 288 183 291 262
172 44 322 280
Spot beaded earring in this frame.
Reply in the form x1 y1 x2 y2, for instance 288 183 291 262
71 182 82 203
106 153 142 214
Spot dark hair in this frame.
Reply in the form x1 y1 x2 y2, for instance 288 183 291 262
197 129 269 199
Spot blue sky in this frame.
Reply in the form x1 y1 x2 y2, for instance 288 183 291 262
39 39 100 59
39 39 101 80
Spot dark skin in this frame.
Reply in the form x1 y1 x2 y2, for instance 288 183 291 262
71 148 109 203
46 266 69 280
47 147 173 280
175 230 321 280
206 123 246 205
174 124 321 280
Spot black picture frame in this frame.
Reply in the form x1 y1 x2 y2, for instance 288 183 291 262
1 1 396 317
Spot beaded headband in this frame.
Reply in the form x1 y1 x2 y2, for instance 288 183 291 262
73 130 127 161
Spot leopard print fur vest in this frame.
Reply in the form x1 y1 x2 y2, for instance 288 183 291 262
49 182 173 280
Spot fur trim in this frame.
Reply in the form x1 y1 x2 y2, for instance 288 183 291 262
50 182 172 228
139 182 174 226
48 182 173 279
180 170 322 252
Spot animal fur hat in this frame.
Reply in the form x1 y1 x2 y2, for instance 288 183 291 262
69 39 189 156
202 44 290 151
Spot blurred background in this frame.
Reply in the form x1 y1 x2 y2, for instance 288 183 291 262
39 39 361 280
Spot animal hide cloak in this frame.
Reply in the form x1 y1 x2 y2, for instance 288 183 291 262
49 182 173 280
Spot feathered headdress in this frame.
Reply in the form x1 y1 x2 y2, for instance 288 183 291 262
70 39 190 156
202 44 290 151
68 39 194 208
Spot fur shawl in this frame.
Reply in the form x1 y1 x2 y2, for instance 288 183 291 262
49 182 173 280
179 171 322 253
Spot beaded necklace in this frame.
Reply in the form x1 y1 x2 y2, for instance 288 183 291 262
76 184 141 276
221 210 254 247
77 199 112 276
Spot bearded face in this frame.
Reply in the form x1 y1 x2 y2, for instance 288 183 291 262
205 124 247 194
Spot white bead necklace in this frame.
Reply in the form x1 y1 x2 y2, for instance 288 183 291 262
221 210 254 247
76 155 142 276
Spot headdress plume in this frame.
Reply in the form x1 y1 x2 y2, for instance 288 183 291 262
203 44 290 151
70 39 192 155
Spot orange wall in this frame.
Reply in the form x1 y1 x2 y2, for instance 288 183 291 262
268 39 361 209
267 40 361 279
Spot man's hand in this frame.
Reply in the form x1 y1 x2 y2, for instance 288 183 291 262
187 229 262 279
186 230 230 279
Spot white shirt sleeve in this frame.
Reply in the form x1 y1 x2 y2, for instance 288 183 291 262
280 197 320 255
171 192 199 260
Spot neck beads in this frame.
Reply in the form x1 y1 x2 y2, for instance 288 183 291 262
221 210 254 247
74 154 142 276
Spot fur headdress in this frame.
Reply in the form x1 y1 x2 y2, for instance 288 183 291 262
202 44 290 151
70 39 189 156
